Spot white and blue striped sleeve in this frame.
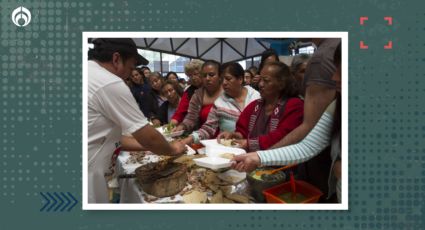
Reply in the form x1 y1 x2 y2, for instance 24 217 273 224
257 100 336 166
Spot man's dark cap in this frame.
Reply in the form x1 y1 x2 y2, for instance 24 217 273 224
91 38 149 65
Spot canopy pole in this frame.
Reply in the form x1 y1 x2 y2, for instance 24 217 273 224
220 40 223 64
160 52 163 74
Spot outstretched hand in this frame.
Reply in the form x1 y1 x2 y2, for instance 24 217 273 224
172 124 185 133
217 131 233 142
232 139 247 150
230 152 261 173
169 140 187 156
217 131 243 143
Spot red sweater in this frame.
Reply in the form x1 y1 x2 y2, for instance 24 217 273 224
171 90 190 123
235 98 304 151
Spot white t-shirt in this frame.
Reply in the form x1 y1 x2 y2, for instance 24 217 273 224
88 60 148 203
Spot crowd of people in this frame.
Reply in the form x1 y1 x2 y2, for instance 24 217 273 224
87 38 342 203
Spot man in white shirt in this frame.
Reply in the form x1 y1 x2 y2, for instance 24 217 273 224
87 38 186 203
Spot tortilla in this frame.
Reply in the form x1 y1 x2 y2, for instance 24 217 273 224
182 190 207 203
219 153 235 160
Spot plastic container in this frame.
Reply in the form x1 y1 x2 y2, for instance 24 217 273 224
247 169 286 203
262 180 323 203
200 139 246 157
196 147 206 155
185 145 196 155
205 144 246 157
193 157 232 170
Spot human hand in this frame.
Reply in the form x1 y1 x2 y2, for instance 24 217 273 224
172 124 185 132
217 131 233 143
170 141 187 156
170 119 179 126
180 136 194 146
233 139 247 150
151 119 162 127
230 152 261 173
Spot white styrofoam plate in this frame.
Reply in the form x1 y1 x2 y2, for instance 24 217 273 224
185 145 196 155
199 139 246 157
205 145 246 157
200 139 240 148
197 147 206 155
193 157 233 170
197 139 246 157
199 139 222 147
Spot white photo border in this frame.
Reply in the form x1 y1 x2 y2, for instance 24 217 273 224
82 32 349 210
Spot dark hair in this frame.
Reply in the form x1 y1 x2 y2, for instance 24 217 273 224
186 85 197 99
244 70 254 78
332 43 342 136
149 71 165 93
128 68 146 86
332 93 341 137
136 68 147 78
248 66 258 75
141 66 150 71
332 42 342 136
166 71 179 80
264 61 298 98
258 49 279 72
149 71 163 79
162 80 183 97
220 62 244 80
290 53 311 75
333 43 341 67
290 54 311 96
201 60 221 76
244 70 254 85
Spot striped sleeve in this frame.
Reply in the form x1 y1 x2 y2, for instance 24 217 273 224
193 104 220 143
181 89 203 132
257 110 334 166
336 179 341 203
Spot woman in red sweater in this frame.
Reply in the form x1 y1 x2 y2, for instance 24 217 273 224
218 61 303 151
174 60 223 133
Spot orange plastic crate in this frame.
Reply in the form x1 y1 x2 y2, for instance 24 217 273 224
262 180 323 203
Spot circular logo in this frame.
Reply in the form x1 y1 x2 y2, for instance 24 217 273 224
11 6 31 27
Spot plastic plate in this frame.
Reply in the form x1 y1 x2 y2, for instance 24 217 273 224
193 157 232 170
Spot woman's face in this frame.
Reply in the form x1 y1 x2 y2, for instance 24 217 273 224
244 72 252 85
222 70 243 98
131 70 142 84
167 74 178 83
188 69 202 88
258 65 284 100
150 75 163 91
143 69 151 77
162 83 178 102
202 64 221 93
251 74 260 85
294 62 308 83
